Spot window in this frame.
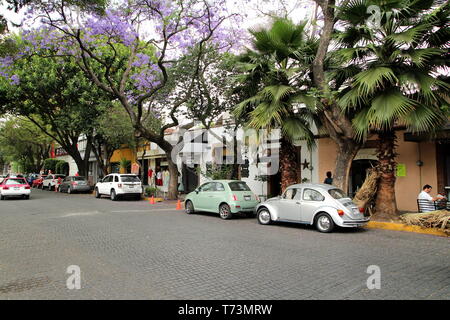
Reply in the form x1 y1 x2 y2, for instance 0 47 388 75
114 176 119 182
228 181 250 191
64 177 70 182
328 189 347 199
199 183 214 192
303 189 325 201
103 176 111 183
283 188 300 200
121 175 140 183
5 178 26 185
73 176 86 181
215 182 225 191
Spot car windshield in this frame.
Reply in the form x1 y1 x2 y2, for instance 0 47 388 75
73 177 86 181
5 179 27 185
121 175 140 183
228 181 250 191
328 188 347 199
55 175 65 178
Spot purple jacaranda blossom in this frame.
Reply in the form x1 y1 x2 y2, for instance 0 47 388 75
10 74 20 85
14 0 248 106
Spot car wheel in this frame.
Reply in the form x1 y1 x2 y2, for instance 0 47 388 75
257 208 272 225
24 195 30 200
0 194 4 200
67 187 72 194
110 189 117 201
135 194 141 201
185 200 195 214
94 188 100 198
315 212 335 233
219 203 233 220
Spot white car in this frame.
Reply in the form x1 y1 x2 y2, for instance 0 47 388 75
0 177 31 200
255 183 370 233
94 174 142 201
42 174 66 191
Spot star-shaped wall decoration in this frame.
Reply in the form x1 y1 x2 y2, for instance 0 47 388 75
302 159 310 170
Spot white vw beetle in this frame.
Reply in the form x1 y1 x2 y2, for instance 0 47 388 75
255 183 370 233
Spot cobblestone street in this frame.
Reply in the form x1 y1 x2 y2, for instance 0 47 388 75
0 189 449 300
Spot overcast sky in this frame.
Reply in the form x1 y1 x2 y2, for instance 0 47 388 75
1 0 317 35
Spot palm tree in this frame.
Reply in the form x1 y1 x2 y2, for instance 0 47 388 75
335 0 450 218
234 18 320 192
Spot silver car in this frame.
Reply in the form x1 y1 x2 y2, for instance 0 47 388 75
255 183 370 233
58 176 91 193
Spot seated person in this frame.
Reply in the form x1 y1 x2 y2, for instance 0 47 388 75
417 184 445 212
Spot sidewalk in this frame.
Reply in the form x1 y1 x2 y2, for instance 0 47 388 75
365 220 449 237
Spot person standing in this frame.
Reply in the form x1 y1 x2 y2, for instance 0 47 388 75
323 171 333 185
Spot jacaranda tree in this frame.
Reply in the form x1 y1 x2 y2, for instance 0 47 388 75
6 0 246 199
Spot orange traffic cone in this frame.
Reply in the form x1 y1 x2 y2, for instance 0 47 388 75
176 199 182 210
149 196 155 204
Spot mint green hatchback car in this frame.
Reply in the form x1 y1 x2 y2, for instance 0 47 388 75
184 180 259 219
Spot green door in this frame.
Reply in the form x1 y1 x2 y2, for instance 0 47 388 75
195 182 215 211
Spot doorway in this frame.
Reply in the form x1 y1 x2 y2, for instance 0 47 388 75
182 163 199 193
350 159 378 197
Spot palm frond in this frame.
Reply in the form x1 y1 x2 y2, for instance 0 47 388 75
354 66 398 96
366 90 416 130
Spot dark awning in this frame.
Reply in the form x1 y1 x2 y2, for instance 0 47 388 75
404 122 450 142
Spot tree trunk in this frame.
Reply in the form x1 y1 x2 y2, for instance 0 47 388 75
70 151 88 177
333 139 360 193
166 153 179 200
280 137 300 192
226 131 240 180
373 130 398 220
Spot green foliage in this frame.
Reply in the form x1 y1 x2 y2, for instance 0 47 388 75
43 158 60 173
119 158 131 172
202 163 233 180
55 160 69 175
335 0 450 140
144 186 157 196
233 17 320 149
0 117 51 173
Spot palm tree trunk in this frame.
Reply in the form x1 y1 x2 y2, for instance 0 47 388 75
373 130 398 219
280 137 300 192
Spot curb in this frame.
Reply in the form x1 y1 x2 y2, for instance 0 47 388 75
143 197 164 203
365 221 449 237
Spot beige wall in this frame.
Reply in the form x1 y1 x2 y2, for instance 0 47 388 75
317 131 438 212
395 132 437 211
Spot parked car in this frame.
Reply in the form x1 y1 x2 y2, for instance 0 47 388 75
26 173 39 186
0 177 31 200
58 176 91 193
42 174 66 191
94 174 142 201
184 180 259 219
32 175 47 188
255 183 370 233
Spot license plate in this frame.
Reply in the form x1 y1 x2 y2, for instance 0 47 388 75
14 187 20 190
244 195 251 201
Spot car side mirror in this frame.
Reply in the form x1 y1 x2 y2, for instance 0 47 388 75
195 189 199 194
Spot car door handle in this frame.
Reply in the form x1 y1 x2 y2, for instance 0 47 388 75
296 202 301 205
